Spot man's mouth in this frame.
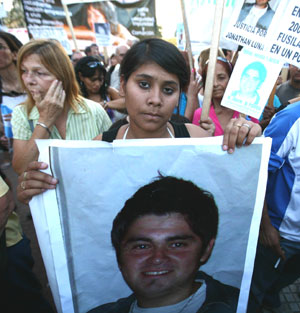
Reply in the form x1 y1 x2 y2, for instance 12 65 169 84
144 270 170 276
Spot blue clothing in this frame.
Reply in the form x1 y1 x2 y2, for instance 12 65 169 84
88 271 239 313
248 101 300 312
174 92 187 116
237 3 275 30
264 101 300 242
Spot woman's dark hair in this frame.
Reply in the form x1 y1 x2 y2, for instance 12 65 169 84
75 56 108 99
0 31 22 56
111 175 218 264
120 38 190 92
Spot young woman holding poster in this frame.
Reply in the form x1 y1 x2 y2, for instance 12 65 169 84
192 57 259 136
16 38 262 204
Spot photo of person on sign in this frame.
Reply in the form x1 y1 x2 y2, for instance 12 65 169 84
237 0 275 31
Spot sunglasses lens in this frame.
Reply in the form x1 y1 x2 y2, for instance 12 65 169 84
87 61 99 68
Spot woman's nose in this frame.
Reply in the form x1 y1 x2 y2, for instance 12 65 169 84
147 87 161 107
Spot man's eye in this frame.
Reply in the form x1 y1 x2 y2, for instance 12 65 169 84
139 81 150 89
133 244 149 250
170 242 185 248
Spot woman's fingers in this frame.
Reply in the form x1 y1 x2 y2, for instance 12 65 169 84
222 118 262 153
17 161 58 204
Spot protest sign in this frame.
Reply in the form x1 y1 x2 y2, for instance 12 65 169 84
224 0 280 52
30 137 271 313
21 0 157 51
221 48 283 119
182 0 238 55
264 1 300 67
20 0 72 51
28 26 72 55
94 23 110 47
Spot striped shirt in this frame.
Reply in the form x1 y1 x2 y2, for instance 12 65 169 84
11 98 112 140
264 101 300 242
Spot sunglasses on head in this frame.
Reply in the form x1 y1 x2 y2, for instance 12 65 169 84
86 61 102 68
206 56 233 72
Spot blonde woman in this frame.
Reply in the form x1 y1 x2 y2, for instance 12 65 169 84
11 39 112 174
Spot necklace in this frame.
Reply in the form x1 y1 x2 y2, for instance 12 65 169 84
123 125 174 140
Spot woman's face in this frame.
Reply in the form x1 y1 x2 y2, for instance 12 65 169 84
79 69 104 95
0 38 16 70
212 62 230 100
21 54 57 100
120 62 180 134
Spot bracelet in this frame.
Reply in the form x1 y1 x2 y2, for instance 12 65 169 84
36 122 51 136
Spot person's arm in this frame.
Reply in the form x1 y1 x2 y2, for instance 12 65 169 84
259 200 285 259
106 98 126 111
17 161 58 204
12 80 65 175
107 86 121 101
184 70 202 121
259 105 276 131
0 177 14 235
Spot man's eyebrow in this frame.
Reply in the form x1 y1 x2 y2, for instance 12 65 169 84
123 237 152 244
166 235 197 242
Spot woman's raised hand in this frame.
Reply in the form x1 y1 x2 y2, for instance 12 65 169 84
35 80 66 126
200 117 215 136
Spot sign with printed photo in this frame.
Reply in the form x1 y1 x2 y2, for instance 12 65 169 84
221 48 283 119
224 0 281 52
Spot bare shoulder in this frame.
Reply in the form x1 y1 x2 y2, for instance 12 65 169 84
93 134 103 141
185 123 211 138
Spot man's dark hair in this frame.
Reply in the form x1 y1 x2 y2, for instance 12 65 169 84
111 176 219 263
84 45 92 55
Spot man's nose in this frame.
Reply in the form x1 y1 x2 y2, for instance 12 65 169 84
149 246 168 264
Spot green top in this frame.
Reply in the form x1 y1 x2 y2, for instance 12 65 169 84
11 98 112 140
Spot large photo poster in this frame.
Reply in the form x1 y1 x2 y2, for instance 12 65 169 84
30 137 271 313
21 0 157 50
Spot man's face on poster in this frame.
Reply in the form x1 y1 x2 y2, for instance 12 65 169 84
118 213 205 302
255 0 269 7
240 69 262 96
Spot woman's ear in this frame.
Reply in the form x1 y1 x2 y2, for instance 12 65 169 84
12 51 18 62
119 75 125 97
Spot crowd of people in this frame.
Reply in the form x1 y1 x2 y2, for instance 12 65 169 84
0 28 300 313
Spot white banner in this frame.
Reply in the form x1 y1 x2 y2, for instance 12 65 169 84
30 137 271 313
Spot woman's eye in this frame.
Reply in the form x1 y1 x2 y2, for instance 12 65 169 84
163 87 174 95
139 81 150 89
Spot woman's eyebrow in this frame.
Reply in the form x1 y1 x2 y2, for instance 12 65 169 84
135 74 179 86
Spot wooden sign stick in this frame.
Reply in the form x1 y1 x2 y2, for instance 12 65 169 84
180 0 193 71
62 1 79 52
201 0 226 121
